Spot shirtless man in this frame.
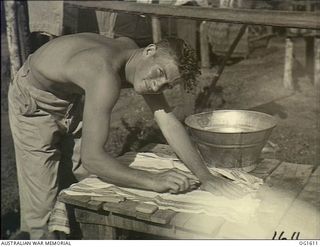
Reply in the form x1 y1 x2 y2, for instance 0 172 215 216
8 33 243 239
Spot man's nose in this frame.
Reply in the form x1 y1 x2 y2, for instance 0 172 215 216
152 79 167 92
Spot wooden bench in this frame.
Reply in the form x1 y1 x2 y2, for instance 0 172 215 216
58 144 319 239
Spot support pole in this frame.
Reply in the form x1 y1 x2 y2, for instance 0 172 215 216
16 0 31 63
208 24 248 89
196 24 248 108
4 0 22 79
314 38 320 89
305 36 315 83
200 21 210 69
177 18 197 50
151 16 161 43
283 37 294 90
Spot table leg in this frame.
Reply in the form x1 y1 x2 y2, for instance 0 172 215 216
80 223 118 240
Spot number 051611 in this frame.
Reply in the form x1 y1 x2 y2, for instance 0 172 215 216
299 241 319 246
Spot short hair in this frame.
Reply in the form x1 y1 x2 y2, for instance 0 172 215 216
154 38 200 92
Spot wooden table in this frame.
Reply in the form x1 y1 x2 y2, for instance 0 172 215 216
58 144 320 240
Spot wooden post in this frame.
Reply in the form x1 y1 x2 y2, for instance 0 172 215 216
206 25 247 87
306 0 312 12
4 0 22 79
168 17 173 37
315 38 320 89
283 38 294 90
16 0 31 63
151 16 161 43
80 223 118 239
177 18 197 50
219 0 230 8
200 21 210 69
196 24 248 108
305 36 315 83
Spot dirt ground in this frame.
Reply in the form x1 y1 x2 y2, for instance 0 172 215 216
1 31 319 239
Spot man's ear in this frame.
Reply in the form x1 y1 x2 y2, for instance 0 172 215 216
143 44 157 57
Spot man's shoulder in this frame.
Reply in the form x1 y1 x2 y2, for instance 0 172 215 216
65 47 121 90
115 36 139 49
68 46 113 71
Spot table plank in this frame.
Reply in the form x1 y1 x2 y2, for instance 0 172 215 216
75 207 209 239
302 166 320 201
59 144 317 240
215 161 314 239
275 166 320 239
265 162 313 191
87 200 104 211
250 159 282 180
170 212 194 229
103 200 138 218
59 191 179 226
182 214 226 235
58 193 91 209
80 223 117 240
257 161 314 230
150 209 177 225
103 199 177 225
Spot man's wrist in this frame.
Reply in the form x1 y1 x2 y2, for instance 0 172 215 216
197 171 213 182
143 172 157 191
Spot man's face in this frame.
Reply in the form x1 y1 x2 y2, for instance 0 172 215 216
133 52 182 95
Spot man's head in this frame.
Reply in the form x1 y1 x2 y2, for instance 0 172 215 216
131 38 200 94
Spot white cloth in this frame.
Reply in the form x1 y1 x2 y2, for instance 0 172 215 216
52 152 263 234
28 1 115 37
50 152 263 234
28 1 65 36
95 11 117 38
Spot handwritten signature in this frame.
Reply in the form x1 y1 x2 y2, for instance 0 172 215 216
272 231 300 240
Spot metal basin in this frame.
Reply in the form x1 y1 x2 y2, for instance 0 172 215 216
185 110 277 172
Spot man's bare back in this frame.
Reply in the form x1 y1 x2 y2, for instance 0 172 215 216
29 33 138 97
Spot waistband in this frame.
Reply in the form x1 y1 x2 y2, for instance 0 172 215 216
11 55 82 118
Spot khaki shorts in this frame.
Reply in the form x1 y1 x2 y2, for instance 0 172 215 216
8 55 89 239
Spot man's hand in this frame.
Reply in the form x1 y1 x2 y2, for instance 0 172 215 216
200 175 247 199
151 169 199 194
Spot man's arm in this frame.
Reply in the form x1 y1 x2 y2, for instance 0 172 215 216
143 94 211 180
80 69 154 189
143 93 246 198
67 58 192 193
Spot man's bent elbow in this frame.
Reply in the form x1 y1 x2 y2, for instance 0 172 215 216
81 152 102 175
81 157 96 174
81 149 114 176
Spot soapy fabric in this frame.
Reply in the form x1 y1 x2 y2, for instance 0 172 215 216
49 152 263 234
